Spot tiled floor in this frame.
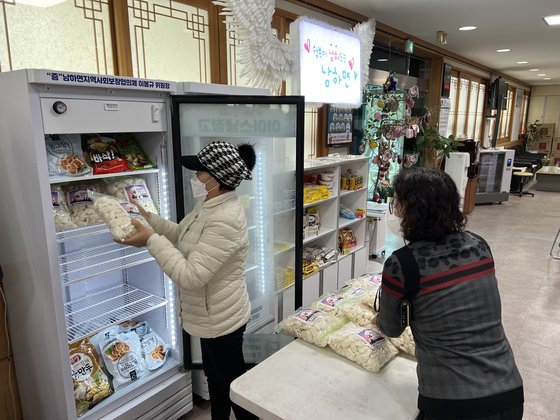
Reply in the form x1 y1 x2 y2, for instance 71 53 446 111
183 185 560 419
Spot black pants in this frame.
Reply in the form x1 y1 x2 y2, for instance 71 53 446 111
200 324 258 420
416 405 523 420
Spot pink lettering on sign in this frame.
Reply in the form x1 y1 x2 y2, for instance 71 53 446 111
349 58 354 70
304 39 311 53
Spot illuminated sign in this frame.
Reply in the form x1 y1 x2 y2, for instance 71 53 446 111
290 18 361 107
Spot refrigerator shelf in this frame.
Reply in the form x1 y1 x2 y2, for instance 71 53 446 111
60 242 154 285
49 168 160 185
56 223 110 243
65 284 167 343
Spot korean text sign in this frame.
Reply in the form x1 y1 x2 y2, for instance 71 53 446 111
292 18 361 107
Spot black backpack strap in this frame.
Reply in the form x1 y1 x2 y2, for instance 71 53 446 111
393 245 421 300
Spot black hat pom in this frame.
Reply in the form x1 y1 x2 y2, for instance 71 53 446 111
238 144 256 171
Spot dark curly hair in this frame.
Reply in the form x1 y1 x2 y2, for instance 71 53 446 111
393 168 466 242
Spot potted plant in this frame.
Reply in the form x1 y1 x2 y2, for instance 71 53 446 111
526 118 543 152
415 111 461 169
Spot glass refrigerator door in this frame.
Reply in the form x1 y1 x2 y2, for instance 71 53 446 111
171 96 304 366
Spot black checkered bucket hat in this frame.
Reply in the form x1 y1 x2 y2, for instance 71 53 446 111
181 141 253 188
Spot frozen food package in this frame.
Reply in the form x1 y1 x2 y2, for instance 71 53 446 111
387 327 416 357
114 134 155 170
140 331 169 370
105 177 159 215
311 292 346 317
51 184 77 231
45 134 90 177
336 300 377 328
82 134 129 175
119 321 148 338
101 331 148 391
69 339 111 416
64 184 104 227
327 323 398 373
90 192 148 240
275 307 346 347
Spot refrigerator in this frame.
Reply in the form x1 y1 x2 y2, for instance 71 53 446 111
0 69 304 419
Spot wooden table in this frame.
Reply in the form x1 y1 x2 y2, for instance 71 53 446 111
230 340 419 420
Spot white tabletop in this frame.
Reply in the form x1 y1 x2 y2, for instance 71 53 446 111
536 165 560 175
230 339 419 420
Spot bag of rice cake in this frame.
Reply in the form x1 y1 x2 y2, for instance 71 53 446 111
104 177 158 215
336 299 377 328
275 307 346 347
310 292 346 317
52 184 77 231
64 184 104 227
90 192 148 240
387 326 416 357
69 339 111 416
327 323 398 373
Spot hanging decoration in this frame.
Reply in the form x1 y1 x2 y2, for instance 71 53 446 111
214 0 375 94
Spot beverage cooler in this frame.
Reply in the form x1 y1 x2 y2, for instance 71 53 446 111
0 69 304 419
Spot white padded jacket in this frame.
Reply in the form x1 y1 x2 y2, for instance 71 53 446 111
146 191 251 338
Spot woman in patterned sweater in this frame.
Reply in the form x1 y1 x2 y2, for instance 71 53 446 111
377 168 523 420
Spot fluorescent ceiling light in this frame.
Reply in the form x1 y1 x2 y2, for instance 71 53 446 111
496 49 510 53
544 78 551 80
537 73 546 76
529 69 539 71
516 61 529 64
459 26 477 31
377 58 389 62
15 0 65 6
543 15 560 25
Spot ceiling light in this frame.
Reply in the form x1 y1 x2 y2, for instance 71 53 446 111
543 15 560 25
459 26 477 31
497 49 510 53
544 78 552 80
377 58 389 62
537 73 546 76
516 61 529 64
13 0 65 6
529 69 539 71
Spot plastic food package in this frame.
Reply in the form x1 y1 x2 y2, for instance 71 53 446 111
311 292 346 317
338 228 357 255
140 331 169 370
275 307 346 347
90 192 148 240
64 184 104 227
69 339 111 416
336 300 377 328
105 177 159 215
46 134 90 177
339 203 355 220
114 134 155 170
387 327 416 357
82 134 129 175
51 184 77 231
327 323 398 373
100 331 148 390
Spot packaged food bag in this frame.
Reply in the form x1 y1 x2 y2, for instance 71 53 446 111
105 177 159 215
336 299 377 328
69 339 111 416
140 330 169 370
114 134 155 170
64 184 104 227
46 134 90 177
327 323 398 373
52 184 77 231
82 134 129 175
275 307 346 347
90 192 148 240
100 331 148 390
119 320 148 338
387 327 416 357
310 292 346 317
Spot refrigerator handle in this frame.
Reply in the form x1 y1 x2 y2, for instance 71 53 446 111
159 132 168 169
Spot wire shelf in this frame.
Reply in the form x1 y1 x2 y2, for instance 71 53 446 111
65 284 167 344
59 242 154 285
56 224 110 243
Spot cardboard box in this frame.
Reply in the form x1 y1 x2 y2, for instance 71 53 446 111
550 152 560 166
537 138 552 153
551 138 560 154
540 123 556 139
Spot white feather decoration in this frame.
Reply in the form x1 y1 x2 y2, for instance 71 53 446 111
213 0 293 93
353 18 376 94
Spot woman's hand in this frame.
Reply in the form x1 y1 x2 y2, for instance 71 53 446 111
118 219 155 247
130 199 151 222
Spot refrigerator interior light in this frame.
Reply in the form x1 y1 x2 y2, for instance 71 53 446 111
255 149 267 295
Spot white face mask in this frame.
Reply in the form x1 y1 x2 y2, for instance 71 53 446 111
190 176 218 198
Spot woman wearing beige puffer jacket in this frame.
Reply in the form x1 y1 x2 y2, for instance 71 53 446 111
122 141 258 420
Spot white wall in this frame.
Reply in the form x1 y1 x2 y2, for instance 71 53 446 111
528 85 560 138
